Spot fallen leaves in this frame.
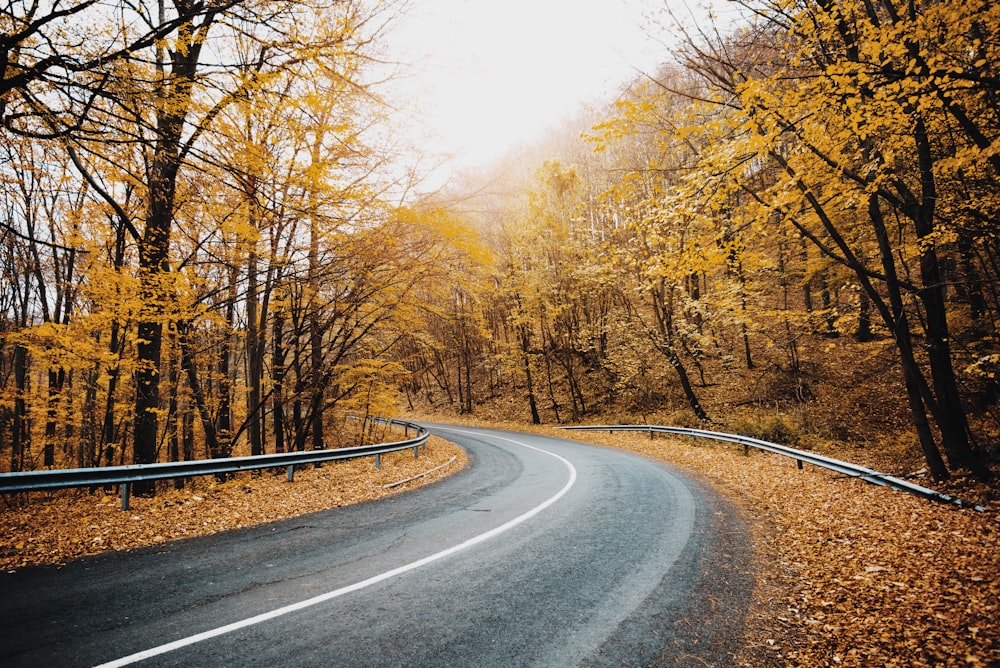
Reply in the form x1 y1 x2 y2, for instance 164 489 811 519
3 422 998 666
564 429 1000 668
0 436 466 571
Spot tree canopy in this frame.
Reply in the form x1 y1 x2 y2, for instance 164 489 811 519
2 0 997 486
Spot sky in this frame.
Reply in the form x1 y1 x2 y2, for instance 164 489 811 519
383 0 720 186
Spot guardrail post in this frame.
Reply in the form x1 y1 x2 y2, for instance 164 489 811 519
120 483 131 511
287 464 295 482
413 445 419 458
375 453 381 470
797 459 803 469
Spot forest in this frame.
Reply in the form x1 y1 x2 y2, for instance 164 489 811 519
2 0 999 490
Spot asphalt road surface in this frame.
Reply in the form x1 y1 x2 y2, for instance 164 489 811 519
0 425 754 667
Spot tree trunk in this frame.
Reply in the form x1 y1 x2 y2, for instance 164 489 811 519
167 353 184 489
855 289 874 342
12 342 28 473
650 284 710 422
910 118 985 478
177 320 220 461
246 246 264 457
43 370 63 467
134 146 178 488
519 326 541 424
82 365 99 467
133 9 211 493
100 320 124 468
215 269 237 461
272 306 287 454
308 210 324 451
661 343 709 422
867 195 952 480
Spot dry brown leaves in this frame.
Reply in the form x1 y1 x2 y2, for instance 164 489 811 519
561 429 1000 668
0 436 466 571
5 423 998 667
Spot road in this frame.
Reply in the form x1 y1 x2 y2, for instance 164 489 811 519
0 425 754 667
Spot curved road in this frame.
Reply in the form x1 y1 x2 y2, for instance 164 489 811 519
0 425 754 667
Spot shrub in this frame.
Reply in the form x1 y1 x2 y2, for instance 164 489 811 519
730 414 802 446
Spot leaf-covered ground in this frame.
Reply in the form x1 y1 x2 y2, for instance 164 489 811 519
3 426 997 667
557 429 999 668
0 436 466 571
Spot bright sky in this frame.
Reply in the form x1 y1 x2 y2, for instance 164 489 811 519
385 0 717 185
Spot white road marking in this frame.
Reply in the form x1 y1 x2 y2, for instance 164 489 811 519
95 429 576 667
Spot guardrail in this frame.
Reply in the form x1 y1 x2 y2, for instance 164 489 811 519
0 418 428 510
562 424 986 512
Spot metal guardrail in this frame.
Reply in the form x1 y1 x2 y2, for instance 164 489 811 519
0 418 428 510
562 424 986 512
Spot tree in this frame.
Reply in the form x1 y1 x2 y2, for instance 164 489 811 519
590 75 729 422
487 161 617 423
0 0 417 484
63 0 395 483
667 0 999 478
0 0 244 133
